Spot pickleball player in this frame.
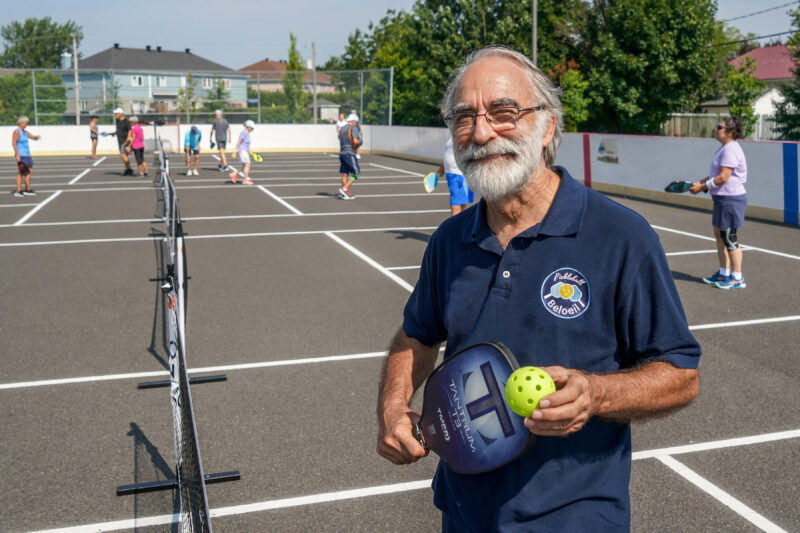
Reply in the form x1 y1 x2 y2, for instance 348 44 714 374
377 46 702 532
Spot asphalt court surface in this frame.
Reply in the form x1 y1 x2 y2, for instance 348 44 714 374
1 150 799 532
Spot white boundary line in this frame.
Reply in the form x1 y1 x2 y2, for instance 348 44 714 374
0 209 448 229
665 249 717 256
689 315 800 331
0 203 37 208
325 231 415 292
27 430 799 533
92 156 106 167
369 163 424 176
4 314 799 391
656 455 788 532
13 190 62 226
652 224 800 261
68 168 91 185
386 265 421 271
257 185 304 215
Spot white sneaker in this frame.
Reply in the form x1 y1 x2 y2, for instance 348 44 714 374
193 169 199 176
356 154 361 159
186 170 192 176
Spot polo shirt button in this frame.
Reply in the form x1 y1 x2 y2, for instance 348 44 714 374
502 270 511 278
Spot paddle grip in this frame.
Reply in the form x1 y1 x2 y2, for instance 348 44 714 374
413 423 429 450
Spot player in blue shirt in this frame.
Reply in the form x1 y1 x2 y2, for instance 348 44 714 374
11 116 41 197
184 126 202 176
377 46 701 532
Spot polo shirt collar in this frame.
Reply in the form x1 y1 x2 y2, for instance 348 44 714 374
463 166 587 244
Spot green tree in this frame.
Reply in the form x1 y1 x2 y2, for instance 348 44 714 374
177 73 197 120
0 17 83 69
774 8 800 140
726 57 764 138
283 33 309 123
695 22 758 108
0 71 65 125
203 76 231 111
550 59 590 131
580 0 716 133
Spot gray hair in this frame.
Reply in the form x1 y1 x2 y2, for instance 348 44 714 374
441 46 563 165
17 115 30 125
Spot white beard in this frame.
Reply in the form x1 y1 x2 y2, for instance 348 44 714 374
454 119 546 203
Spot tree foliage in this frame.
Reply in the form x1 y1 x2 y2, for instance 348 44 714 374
0 17 83 69
774 8 800 140
726 57 764 138
283 33 309 123
177 73 197 119
0 71 65 124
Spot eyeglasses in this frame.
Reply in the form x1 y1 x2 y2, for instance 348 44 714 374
716 125 726 130
445 105 545 134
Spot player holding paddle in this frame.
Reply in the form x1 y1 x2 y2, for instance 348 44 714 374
228 120 255 185
377 46 700 532
337 112 361 200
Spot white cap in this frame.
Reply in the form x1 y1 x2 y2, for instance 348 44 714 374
244 119 255 128
113 107 124 114
346 112 359 122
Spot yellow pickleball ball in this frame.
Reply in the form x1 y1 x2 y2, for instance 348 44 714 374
559 284 574 299
504 366 556 417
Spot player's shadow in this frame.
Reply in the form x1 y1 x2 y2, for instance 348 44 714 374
671 270 707 285
315 192 341 198
126 422 180 532
386 230 430 243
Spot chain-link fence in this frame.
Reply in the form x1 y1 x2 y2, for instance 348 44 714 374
661 113 781 141
0 67 393 126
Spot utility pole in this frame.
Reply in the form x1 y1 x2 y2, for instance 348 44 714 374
312 42 317 124
388 66 394 126
532 0 538 65
72 33 80 125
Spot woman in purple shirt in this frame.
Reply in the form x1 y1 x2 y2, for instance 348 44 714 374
690 117 748 289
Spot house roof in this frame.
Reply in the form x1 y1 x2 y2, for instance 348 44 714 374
78 46 234 72
730 45 797 81
239 58 333 84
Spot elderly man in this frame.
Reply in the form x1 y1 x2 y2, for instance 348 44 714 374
376 46 701 531
210 109 231 171
111 107 133 176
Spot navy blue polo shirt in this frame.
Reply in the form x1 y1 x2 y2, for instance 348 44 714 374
402 167 701 532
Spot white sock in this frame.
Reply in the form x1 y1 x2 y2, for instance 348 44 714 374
732 272 742 280
719 268 730 276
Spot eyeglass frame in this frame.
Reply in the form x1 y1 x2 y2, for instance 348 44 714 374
444 104 547 132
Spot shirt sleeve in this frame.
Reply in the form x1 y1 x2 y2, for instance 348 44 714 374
718 143 740 169
615 242 701 369
402 239 447 346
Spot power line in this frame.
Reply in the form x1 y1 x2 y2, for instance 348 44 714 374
708 30 795 48
721 1 798 23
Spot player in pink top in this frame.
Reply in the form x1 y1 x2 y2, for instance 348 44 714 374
129 116 149 177
689 117 748 289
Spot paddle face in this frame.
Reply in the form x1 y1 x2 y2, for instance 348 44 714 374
423 172 439 193
664 180 693 193
251 153 263 162
414 342 534 474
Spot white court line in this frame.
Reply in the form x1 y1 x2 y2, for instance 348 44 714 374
3 312 799 390
386 265 421 271
689 315 800 331
652 224 800 261
370 163 425 176
27 430 800 533
92 156 106 166
13 190 62 226
0 209 447 229
656 455 788 533
257 185 304 215
30 180 422 194
67 168 91 185
0 203 37 208
665 249 718 257
632 429 800 459
325 231 415 292
0 225 440 248
283 192 448 199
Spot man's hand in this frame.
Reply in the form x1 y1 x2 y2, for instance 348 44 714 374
523 366 596 437
377 402 428 465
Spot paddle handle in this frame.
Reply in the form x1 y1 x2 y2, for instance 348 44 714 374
413 423 429 450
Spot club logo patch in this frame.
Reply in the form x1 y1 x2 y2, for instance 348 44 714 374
540 268 590 319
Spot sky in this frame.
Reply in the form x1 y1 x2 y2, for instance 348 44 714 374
2 0 797 69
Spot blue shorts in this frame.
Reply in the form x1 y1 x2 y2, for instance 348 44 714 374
446 173 474 206
339 153 360 177
712 194 747 229
185 147 200 155
17 156 33 175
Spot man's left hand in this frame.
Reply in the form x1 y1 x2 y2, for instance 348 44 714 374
523 366 596 437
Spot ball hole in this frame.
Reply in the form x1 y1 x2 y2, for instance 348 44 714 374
536 384 541 391
525 376 531 381
517 386 523 392
527 399 534 404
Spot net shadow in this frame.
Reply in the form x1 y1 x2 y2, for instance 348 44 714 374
126 422 179 533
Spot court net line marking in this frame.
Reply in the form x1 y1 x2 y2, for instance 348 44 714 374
652 224 800 261
0 209 448 229
67 168 91 185
29 429 799 533
3 314 799 391
12 190 62 226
